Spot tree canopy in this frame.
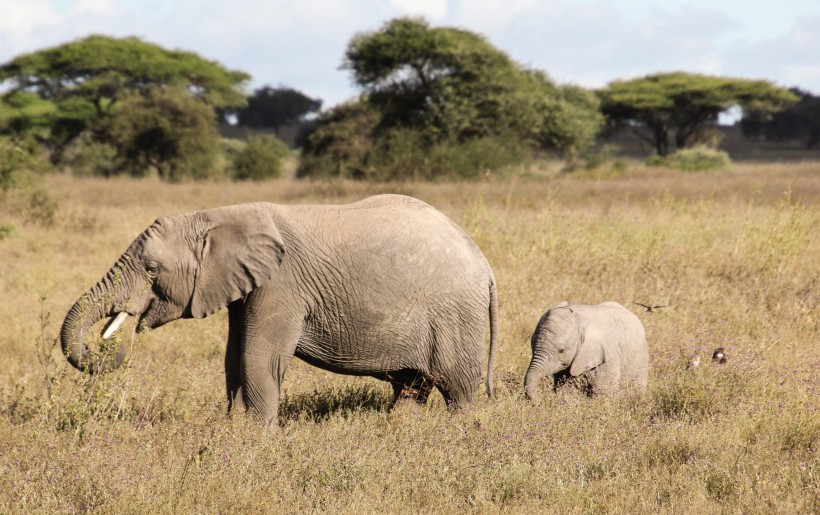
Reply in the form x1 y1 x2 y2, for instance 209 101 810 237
343 17 601 150
98 86 220 181
0 35 250 170
0 34 249 110
598 72 798 156
300 17 602 179
235 86 322 130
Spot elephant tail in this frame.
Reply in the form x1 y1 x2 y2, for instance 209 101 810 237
486 278 499 397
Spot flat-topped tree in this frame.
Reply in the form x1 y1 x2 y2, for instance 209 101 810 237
0 35 249 166
299 17 602 179
599 72 798 156
342 17 602 154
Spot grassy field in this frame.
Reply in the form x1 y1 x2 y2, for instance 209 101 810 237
0 161 818 512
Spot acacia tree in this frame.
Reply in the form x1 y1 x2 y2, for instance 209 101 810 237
343 17 601 151
99 87 220 181
300 17 602 179
0 35 249 170
599 72 798 156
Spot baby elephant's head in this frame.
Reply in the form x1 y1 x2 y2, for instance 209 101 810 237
524 302 588 399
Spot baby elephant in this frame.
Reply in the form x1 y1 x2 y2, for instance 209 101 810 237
524 301 648 398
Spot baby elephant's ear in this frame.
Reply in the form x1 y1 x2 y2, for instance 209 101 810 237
570 318 604 376
191 204 285 319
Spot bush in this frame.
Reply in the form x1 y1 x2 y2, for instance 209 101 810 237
296 100 380 180
229 134 289 180
297 101 530 181
669 146 732 171
644 154 667 167
63 134 120 177
645 146 732 172
0 136 46 192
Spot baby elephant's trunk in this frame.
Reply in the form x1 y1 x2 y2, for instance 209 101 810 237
524 360 547 400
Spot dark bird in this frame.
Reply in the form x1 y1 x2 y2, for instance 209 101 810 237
634 302 666 313
712 347 727 364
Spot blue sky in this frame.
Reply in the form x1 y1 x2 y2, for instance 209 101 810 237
1 0 818 107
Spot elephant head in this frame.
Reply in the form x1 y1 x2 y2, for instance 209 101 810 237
524 302 602 399
61 203 285 373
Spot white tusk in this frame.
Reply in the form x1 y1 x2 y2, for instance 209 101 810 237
102 312 129 340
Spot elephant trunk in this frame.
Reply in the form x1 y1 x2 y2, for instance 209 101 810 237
524 361 546 400
61 258 137 374
524 343 557 400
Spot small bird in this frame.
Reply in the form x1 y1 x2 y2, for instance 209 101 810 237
712 347 727 364
635 302 666 313
687 354 701 369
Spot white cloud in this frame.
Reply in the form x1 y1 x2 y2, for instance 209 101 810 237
71 0 116 15
725 15 820 92
390 0 447 21
451 0 537 33
0 0 818 104
0 0 61 53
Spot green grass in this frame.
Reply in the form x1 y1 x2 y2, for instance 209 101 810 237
0 161 818 512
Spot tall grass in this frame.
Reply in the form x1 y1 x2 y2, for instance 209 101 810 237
0 161 817 512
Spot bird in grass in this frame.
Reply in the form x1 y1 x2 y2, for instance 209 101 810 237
634 302 666 313
712 347 727 364
687 353 701 369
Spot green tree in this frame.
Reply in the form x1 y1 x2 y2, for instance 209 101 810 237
99 87 220 181
298 100 382 179
235 86 322 130
599 72 798 156
230 133 289 180
344 17 600 151
300 17 602 179
0 35 249 169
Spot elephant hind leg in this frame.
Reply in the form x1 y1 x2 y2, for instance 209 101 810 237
435 372 479 410
387 370 434 410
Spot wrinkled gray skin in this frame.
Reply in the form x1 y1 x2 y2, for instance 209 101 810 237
61 195 499 427
524 301 648 399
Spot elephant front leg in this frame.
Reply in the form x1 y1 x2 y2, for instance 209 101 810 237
241 352 293 427
233 291 303 428
225 302 245 413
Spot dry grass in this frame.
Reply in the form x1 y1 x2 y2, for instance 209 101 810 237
1 161 818 512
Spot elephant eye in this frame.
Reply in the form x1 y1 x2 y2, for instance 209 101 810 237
145 262 159 276
558 348 565 354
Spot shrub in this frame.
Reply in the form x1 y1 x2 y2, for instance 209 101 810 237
669 146 732 171
63 134 120 177
0 136 46 192
297 102 530 181
645 146 732 172
581 144 619 171
297 100 380 180
644 153 667 167
0 221 14 240
366 130 529 181
229 133 289 180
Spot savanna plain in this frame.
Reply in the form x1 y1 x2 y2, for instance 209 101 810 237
0 161 818 513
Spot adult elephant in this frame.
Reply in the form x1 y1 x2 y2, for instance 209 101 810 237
61 195 499 427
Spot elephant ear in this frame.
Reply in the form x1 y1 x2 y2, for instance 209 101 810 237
190 204 285 319
570 316 605 376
